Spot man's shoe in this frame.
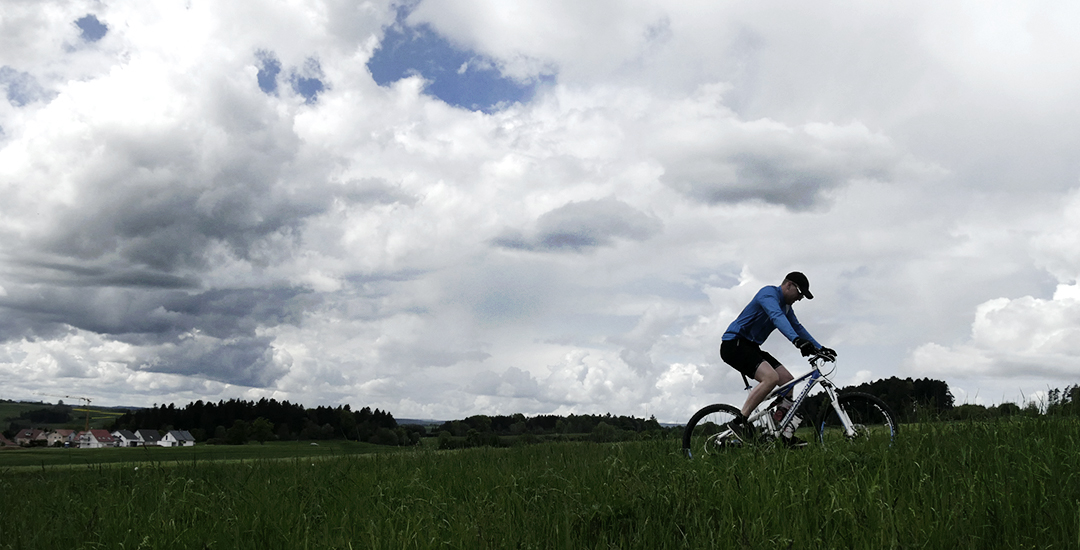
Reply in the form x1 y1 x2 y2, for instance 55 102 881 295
726 415 754 444
781 435 808 448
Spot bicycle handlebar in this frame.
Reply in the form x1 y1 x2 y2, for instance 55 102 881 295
808 352 836 368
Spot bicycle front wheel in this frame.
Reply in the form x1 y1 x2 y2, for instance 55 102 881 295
682 403 747 458
817 392 899 447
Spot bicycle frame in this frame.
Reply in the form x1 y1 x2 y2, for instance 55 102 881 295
744 356 858 439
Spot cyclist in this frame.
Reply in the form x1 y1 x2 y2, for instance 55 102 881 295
720 272 836 446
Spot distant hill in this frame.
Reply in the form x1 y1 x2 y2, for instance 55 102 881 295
396 418 446 426
1 399 133 433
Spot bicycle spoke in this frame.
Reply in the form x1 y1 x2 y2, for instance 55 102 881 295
682 404 746 458
818 393 899 447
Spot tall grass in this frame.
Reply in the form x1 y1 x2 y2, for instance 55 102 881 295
0 439 399 469
1 416 1077 549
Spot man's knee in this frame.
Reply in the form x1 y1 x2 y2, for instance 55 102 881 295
775 366 794 385
754 363 779 386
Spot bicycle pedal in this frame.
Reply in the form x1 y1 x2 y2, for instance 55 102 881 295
781 435 809 448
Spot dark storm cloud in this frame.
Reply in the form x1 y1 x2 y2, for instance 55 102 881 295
0 283 311 387
0 285 311 344
20 259 200 289
663 151 881 209
493 198 662 252
36 131 332 274
656 122 900 210
133 334 287 387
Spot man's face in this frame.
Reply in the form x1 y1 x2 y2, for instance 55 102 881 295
782 280 804 304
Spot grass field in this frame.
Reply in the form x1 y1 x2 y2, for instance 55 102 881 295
2 416 1078 549
0 439 406 469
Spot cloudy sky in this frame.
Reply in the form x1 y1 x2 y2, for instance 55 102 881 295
2 0 1079 422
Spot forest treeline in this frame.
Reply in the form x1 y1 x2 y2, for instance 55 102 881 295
8 380 1080 447
433 413 668 449
108 398 412 446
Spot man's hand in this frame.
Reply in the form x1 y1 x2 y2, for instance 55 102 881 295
818 347 837 361
793 337 816 357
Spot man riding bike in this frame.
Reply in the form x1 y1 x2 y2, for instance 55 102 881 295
719 272 836 447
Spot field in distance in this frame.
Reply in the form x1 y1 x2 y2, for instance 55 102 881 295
0 438 414 469
0 399 132 431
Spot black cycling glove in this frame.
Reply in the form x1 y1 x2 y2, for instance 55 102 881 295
818 347 837 361
793 337 816 357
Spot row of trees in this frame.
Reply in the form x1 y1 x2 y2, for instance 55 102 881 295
816 378 1080 422
4 404 80 435
436 413 664 438
841 376 954 422
108 398 405 446
11 405 73 425
11 379 1080 447
945 384 1080 421
1046 385 1080 415
434 413 674 450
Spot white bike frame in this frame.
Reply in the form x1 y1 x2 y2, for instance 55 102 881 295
744 356 859 439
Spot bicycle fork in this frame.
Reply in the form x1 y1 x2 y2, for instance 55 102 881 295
821 383 858 437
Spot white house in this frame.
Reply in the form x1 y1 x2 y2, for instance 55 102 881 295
80 430 118 448
112 430 140 447
135 429 161 446
160 430 196 447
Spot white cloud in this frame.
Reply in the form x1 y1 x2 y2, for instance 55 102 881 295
1033 189 1080 283
909 192 1080 386
3 1 1080 421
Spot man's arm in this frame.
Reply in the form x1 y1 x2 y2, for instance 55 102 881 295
790 311 836 360
759 287 804 344
788 311 822 349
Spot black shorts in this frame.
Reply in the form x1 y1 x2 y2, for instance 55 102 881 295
720 338 782 379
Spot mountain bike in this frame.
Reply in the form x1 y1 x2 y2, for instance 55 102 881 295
682 351 899 458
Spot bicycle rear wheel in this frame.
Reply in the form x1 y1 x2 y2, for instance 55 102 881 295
817 392 899 447
682 403 748 458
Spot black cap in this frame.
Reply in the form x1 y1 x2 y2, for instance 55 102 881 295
785 272 813 299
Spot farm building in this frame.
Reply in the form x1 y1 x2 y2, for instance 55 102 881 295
14 429 47 446
136 429 161 446
161 430 196 447
47 429 77 447
79 430 118 448
112 430 140 447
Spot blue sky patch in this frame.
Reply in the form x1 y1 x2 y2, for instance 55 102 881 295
291 59 325 104
254 52 325 104
292 76 324 103
256 50 281 94
75 15 108 42
0 66 46 107
367 7 549 112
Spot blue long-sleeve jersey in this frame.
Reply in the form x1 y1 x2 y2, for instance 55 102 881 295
722 285 821 348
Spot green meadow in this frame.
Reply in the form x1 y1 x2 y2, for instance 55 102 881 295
2 417 1078 549
0 439 402 469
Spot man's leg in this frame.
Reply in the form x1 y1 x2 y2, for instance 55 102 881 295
774 364 794 388
741 361 779 418
769 364 808 446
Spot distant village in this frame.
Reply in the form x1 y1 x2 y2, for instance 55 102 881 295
1 428 195 449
